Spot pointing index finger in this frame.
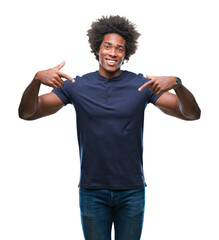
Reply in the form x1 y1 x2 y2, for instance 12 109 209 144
138 78 154 91
58 71 74 82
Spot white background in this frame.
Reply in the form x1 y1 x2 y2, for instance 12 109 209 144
1 0 218 239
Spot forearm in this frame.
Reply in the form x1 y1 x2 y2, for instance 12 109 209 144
174 85 201 120
18 78 41 119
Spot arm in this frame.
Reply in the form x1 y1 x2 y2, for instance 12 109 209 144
18 61 74 120
138 76 201 120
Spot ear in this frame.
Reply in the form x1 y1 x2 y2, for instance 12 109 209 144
96 50 99 55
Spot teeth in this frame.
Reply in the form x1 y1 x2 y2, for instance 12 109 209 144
108 60 116 63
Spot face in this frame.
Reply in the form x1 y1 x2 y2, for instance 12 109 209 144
97 33 126 79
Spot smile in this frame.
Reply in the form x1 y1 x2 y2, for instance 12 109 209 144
106 59 117 66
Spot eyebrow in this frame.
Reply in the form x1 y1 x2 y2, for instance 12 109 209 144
104 42 125 48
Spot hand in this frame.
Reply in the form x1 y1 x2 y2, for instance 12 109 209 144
138 75 178 95
34 61 74 88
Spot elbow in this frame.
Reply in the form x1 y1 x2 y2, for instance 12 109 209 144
193 107 201 120
18 109 34 121
185 108 201 121
18 108 26 120
18 112 29 121
190 113 201 121
18 114 35 121
196 108 201 120
18 107 26 120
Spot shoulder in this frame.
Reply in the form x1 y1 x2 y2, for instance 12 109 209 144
75 71 97 80
73 71 98 86
123 70 139 77
123 70 146 79
122 70 148 84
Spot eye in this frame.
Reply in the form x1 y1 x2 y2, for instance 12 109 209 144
118 48 123 52
105 45 110 49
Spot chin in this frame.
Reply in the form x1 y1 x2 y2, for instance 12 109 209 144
106 67 118 73
101 64 118 73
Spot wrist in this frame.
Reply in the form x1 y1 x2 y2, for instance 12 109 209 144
173 77 182 90
33 72 42 85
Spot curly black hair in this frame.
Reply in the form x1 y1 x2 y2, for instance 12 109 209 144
87 15 140 61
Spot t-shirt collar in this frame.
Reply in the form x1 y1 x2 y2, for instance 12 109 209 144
96 70 124 81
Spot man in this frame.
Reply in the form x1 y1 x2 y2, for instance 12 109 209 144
19 16 201 240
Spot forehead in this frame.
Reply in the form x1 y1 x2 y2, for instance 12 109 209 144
102 33 126 46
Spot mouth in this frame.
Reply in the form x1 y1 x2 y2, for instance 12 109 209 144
106 58 117 66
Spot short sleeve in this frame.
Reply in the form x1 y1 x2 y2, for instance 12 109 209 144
52 80 72 106
142 76 163 104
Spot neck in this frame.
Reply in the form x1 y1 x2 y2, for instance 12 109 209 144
98 66 121 79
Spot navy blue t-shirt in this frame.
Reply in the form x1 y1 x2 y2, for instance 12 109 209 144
52 70 161 189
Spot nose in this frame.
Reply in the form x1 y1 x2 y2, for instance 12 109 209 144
109 47 117 57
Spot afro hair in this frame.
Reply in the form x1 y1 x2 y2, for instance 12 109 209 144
87 15 140 61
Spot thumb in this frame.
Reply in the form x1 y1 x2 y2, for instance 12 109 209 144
54 60 65 70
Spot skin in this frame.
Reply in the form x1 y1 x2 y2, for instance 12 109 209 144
18 33 201 121
97 33 126 79
138 75 201 120
18 61 74 120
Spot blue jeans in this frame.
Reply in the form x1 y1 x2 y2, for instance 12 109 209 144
79 188 145 240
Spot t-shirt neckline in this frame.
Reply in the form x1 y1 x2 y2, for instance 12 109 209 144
95 70 125 81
